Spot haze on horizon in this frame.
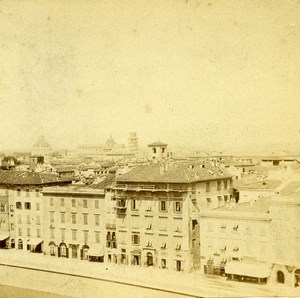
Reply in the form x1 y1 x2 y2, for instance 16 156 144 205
0 0 299 153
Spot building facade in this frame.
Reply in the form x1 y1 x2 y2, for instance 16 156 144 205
109 162 232 272
42 185 107 261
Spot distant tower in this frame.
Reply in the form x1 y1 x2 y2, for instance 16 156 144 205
128 132 139 154
148 141 168 162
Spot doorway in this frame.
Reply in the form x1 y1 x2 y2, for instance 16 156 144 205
146 252 153 266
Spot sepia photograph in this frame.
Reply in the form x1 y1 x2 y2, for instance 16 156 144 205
0 0 299 297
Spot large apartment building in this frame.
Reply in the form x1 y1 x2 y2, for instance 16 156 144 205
42 177 114 261
109 162 233 272
0 170 71 252
199 193 300 287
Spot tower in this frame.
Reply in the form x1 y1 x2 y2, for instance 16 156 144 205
147 141 168 162
128 132 139 154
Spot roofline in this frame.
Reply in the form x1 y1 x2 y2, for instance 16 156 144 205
116 175 233 184
199 210 271 221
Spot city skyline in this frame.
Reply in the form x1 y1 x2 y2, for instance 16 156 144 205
0 0 299 152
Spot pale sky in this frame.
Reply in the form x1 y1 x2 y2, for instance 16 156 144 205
0 0 299 152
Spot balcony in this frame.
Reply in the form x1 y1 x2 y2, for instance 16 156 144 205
114 184 189 193
116 199 127 215
106 223 116 229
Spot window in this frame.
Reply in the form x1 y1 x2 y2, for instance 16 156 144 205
37 229 41 237
25 202 31 210
161 242 166 249
50 229 55 239
18 227 22 236
159 200 167 212
131 199 137 210
60 198 64 207
10 205 14 212
50 212 54 223
224 195 229 203
95 232 100 243
206 198 211 208
17 189 21 197
95 214 100 226
72 230 77 241
221 224 226 230
35 189 40 197
206 182 210 192
152 148 156 153
61 212 65 223
36 203 40 211
132 234 140 245
146 241 152 247
50 198 54 207
61 229 65 240
95 200 99 209
26 215 30 224
217 181 221 191
174 201 182 213
72 214 76 224
224 180 228 190
161 259 166 269
26 189 30 197
27 228 31 236
112 232 116 240
18 215 22 224
233 225 239 231
72 199 76 208
146 223 152 230
217 196 223 207
0 203 5 212
83 214 88 225
16 202 22 209
36 215 40 225
233 246 239 252
83 199 87 208
83 231 88 242
175 244 181 250
11 223 14 230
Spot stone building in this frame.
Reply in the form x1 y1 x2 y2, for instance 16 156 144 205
109 162 233 272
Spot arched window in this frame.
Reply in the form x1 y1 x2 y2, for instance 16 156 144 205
277 271 285 284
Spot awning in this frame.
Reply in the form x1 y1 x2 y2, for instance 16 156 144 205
225 262 270 278
87 244 104 257
0 234 9 241
27 238 43 246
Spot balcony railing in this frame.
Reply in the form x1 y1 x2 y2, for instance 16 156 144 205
114 184 189 192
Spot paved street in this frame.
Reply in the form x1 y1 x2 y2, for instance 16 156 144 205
0 249 299 297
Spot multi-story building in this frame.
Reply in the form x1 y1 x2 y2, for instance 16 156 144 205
199 193 300 288
199 199 272 284
110 162 233 272
42 183 108 262
0 194 9 249
269 193 300 287
0 170 71 253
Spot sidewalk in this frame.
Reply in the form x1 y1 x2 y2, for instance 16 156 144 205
0 249 299 297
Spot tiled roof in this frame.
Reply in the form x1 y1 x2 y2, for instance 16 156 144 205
278 181 300 195
235 179 282 190
217 197 273 213
0 170 69 185
116 163 232 184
